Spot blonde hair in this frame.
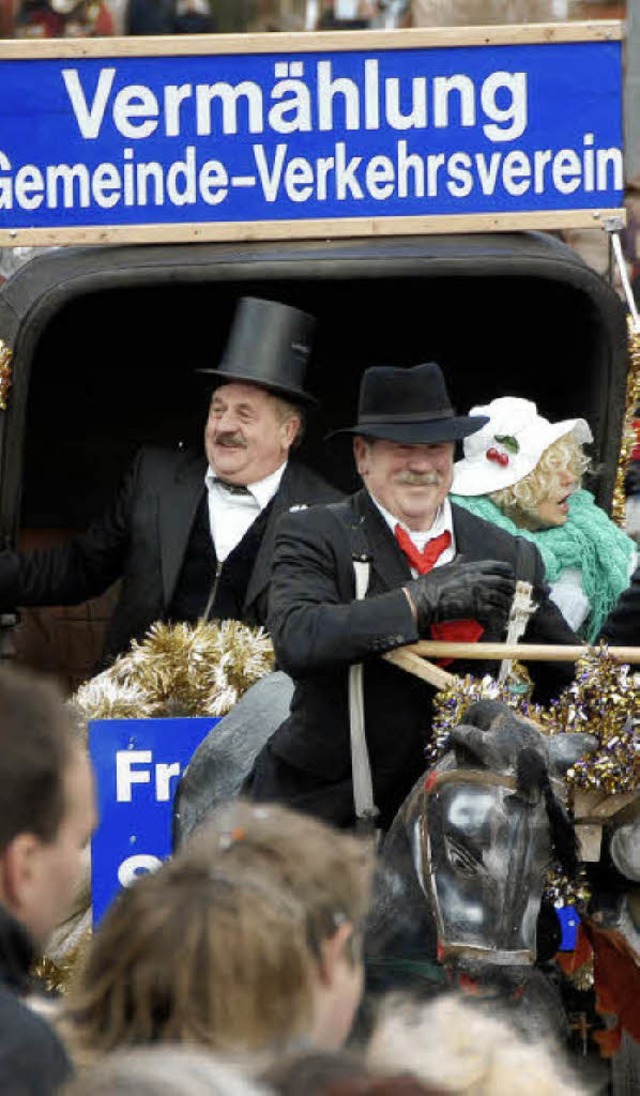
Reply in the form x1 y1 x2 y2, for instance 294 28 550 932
183 800 375 960
60 803 373 1066
366 994 584 1096
489 434 589 526
60 860 315 1062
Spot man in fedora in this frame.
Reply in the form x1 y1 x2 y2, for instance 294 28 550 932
246 362 580 831
0 297 342 667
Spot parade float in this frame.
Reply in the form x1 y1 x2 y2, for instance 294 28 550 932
0 12 637 1084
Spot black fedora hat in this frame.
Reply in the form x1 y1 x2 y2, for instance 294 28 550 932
328 362 488 444
198 297 317 407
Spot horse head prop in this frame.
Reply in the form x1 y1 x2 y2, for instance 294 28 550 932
364 699 597 1015
422 698 593 967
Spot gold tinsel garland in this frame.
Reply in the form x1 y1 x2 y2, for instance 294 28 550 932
611 316 640 526
431 647 639 911
431 647 639 795
71 619 275 730
38 620 275 995
0 339 12 412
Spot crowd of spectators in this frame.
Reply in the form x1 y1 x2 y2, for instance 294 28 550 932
0 0 396 38
0 660 589 1094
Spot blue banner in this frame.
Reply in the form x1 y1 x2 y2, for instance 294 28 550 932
89 716 218 925
0 36 623 231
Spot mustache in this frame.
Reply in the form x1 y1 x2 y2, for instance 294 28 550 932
214 432 247 449
395 471 444 486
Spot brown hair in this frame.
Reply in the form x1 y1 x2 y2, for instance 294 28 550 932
0 665 73 851
260 1048 441 1096
61 859 315 1060
182 800 374 961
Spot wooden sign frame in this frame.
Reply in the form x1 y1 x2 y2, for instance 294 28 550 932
0 21 625 246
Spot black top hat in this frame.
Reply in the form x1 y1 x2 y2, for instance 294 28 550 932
198 297 317 407
328 362 488 444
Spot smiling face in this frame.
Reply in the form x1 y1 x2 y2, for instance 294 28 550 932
204 382 301 486
354 436 454 531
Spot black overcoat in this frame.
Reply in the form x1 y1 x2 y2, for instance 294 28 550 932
599 563 640 646
0 446 342 664
264 489 578 827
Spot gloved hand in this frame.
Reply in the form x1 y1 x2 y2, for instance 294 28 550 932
404 559 516 634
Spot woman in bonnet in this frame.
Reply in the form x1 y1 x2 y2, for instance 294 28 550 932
451 396 637 643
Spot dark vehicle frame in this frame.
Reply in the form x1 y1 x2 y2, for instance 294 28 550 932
0 229 630 682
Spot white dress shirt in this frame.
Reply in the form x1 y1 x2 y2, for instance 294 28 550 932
205 462 287 562
369 494 457 575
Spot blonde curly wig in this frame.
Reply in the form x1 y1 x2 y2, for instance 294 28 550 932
489 434 590 525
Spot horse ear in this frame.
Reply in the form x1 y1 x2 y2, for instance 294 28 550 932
547 733 599 777
449 724 491 766
461 699 508 731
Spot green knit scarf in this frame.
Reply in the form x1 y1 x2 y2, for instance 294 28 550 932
450 489 636 642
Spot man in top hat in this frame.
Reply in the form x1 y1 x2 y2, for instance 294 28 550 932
0 297 342 668
246 362 580 831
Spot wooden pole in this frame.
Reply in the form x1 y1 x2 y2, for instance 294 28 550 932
383 640 640 690
403 641 640 663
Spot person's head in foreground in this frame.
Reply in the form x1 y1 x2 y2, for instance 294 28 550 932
365 992 584 1096
61 801 373 1064
452 396 592 531
61 1043 269 1095
0 665 96 951
181 800 375 1051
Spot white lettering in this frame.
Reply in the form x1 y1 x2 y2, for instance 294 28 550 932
116 750 152 802
482 71 527 142
253 143 287 201
155 761 181 802
117 854 162 886
114 84 159 139
502 149 531 195
62 67 116 139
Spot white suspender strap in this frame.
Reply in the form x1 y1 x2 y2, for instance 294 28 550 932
349 558 379 831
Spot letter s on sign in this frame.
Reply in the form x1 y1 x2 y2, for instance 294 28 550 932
118 853 162 887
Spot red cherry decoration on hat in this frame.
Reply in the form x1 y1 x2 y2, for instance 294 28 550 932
485 446 510 466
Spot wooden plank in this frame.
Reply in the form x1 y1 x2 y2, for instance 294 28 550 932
383 648 455 689
0 208 625 249
0 22 624 61
573 789 640 821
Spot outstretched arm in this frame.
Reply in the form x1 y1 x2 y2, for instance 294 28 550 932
0 450 143 609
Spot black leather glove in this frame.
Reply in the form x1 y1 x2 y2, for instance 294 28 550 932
404 559 516 634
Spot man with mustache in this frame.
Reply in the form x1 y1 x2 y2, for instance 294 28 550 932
246 362 580 831
0 297 342 668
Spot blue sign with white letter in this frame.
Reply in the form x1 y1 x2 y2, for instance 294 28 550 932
89 717 218 925
0 33 623 236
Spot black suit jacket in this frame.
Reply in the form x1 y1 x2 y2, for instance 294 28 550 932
265 490 578 824
0 446 343 664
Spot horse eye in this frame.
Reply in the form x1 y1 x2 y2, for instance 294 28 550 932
445 835 481 876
